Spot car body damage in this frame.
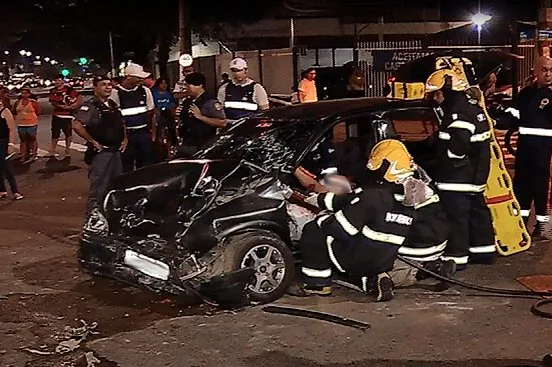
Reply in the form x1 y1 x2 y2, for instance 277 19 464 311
78 99 449 307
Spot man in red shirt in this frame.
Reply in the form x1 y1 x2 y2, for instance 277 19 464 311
48 75 83 158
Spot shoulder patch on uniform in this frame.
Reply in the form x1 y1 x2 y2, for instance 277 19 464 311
79 105 90 111
214 101 223 111
452 113 458 120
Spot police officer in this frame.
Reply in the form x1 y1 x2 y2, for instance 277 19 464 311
502 56 552 239
109 63 155 173
217 58 269 122
426 69 496 269
297 140 418 302
72 76 127 215
177 72 226 157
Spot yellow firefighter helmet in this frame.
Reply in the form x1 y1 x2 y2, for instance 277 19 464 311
367 139 415 183
425 69 469 93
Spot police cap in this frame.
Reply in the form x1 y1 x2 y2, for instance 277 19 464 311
184 72 206 87
93 75 111 86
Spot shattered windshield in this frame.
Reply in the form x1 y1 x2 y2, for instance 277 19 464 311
197 118 318 169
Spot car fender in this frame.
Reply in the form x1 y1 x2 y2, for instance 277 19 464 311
216 220 291 245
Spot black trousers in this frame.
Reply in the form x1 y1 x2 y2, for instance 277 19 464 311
122 129 154 173
513 136 552 223
300 221 397 290
440 191 495 265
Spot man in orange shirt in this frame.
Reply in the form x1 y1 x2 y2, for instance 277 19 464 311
298 68 318 103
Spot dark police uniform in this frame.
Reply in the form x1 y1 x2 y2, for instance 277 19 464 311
300 185 415 291
435 93 495 267
222 82 258 120
113 85 154 172
74 97 125 215
178 92 225 156
507 84 552 233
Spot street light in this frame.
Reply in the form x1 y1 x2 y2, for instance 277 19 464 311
472 12 492 31
3 51 8 55
25 51 31 57
35 55 41 60
472 12 492 45
19 50 26 56
44 57 50 62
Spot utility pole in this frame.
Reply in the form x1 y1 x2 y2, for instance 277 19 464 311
179 0 192 54
108 31 116 78
290 18 298 87
537 0 552 57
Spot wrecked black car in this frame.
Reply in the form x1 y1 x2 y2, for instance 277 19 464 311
79 97 448 306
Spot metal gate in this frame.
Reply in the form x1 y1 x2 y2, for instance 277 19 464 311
357 39 536 98
357 40 423 97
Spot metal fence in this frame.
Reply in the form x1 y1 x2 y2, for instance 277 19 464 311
357 39 537 97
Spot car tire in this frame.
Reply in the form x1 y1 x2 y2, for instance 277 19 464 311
221 231 295 304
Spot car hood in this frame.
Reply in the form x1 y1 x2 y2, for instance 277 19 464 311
108 159 243 193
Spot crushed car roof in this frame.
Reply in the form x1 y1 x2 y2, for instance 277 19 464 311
259 97 433 121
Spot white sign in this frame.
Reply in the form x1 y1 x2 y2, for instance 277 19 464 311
179 53 193 67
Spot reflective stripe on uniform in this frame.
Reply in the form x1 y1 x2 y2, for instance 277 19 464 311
120 106 149 116
520 209 531 217
353 187 363 194
536 215 550 223
126 124 147 130
440 255 469 265
399 240 447 258
335 211 360 235
361 225 405 245
505 107 520 119
518 127 552 137
469 245 496 254
323 193 335 211
326 236 345 273
394 194 405 202
224 101 259 111
316 214 330 227
301 267 332 278
414 194 440 210
439 131 491 142
447 149 465 159
449 120 476 133
436 182 485 192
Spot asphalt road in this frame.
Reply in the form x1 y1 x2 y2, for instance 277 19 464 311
0 107 548 367
32 98 88 158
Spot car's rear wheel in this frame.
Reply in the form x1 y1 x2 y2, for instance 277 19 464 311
222 231 295 304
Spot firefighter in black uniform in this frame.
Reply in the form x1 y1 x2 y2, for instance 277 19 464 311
72 76 127 216
177 72 226 157
426 69 496 269
297 140 420 302
498 56 552 239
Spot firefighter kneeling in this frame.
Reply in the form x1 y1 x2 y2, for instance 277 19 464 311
296 140 455 302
